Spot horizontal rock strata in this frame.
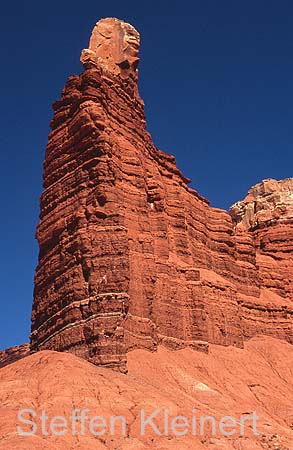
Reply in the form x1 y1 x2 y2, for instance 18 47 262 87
30 18 293 371
0 344 30 368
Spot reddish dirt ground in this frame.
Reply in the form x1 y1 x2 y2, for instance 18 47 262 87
0 336 292 449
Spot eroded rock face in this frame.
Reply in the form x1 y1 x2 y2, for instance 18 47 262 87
30 18 293 372
80 18 140 80
0 344 30 368
230 178 293 335
230 178 293 231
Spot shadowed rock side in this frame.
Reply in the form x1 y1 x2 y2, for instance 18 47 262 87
0 344 30 368
30 18 293 372
0 337 292 449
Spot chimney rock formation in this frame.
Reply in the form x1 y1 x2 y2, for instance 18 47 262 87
31 18 293 372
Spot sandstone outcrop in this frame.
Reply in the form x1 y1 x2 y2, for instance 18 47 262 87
0 344 30 368
230 178 293 342
80 17 140 80
30 18 293 372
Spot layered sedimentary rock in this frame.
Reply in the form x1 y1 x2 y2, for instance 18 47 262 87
30 18 293 372
230 179 293 342
0 344 30 369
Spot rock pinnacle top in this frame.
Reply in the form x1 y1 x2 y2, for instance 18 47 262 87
80 18 140 79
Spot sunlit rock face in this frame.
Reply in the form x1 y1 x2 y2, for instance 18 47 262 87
230 178 293 309
230 178 293 231
80 18 140 79
30 18 293 372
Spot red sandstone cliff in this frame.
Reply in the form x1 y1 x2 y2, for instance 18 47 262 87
30 18 293 372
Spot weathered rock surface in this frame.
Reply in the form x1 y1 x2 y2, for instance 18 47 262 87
230 178 293 342
30 18 293 371
80 17 140 80
0 337 292 449
0 344 30 369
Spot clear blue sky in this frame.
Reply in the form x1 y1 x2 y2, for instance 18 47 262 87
0 0 292 350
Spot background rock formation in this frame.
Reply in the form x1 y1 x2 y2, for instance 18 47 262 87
0 344 30 369
30 18 293 372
